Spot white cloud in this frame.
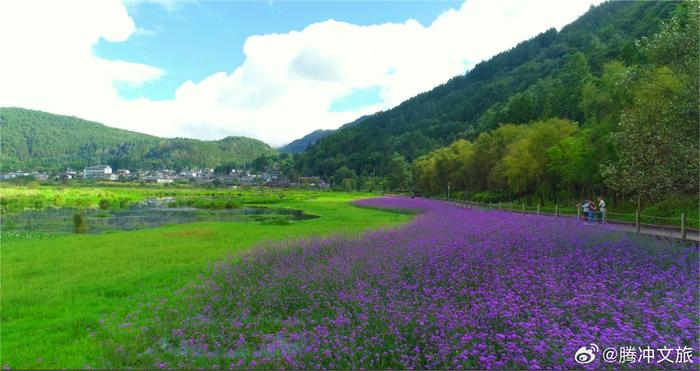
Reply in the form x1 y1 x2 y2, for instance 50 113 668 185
0 0 602 147
133 25 163 36
0 0 163 129
124 0 198 13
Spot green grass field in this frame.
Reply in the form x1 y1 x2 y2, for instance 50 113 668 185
0 187 411 368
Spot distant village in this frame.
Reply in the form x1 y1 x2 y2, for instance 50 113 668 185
0 164 330 189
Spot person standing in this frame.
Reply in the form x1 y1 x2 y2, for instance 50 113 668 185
580 199 590 222
597 196 606 224
587 198 596 224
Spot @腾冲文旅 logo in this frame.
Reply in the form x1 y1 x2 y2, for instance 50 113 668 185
574 343 599 364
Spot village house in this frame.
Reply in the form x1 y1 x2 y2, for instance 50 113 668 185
115 169 131 178
83 165 112 179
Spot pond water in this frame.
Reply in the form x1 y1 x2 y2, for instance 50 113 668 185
0 202 317 235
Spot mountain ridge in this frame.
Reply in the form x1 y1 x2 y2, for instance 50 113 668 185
0 107 276 171
279 114 372 153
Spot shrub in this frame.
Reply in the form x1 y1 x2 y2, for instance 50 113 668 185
99 199 111 210
73 212 87 234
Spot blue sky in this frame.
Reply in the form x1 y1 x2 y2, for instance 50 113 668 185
2 0 602 145
96 1 461 102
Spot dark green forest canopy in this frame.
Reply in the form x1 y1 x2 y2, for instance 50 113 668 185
0 108 276 171
294 1 681 178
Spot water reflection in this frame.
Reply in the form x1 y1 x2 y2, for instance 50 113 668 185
1 203 317 234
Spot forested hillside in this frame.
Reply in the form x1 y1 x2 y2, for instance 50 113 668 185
0 108 276 171
413 1 698 205
294 1 679 175
279 129 334 154
295 0 698 207
280 114 372 154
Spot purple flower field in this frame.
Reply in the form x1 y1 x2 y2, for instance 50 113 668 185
108 196 699 369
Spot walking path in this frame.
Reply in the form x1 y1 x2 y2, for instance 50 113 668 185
435 198 699 243
608 221 699 242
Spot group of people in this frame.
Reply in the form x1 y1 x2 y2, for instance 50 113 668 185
578 196 606 224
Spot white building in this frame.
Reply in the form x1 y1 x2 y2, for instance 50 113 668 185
84 165 112 179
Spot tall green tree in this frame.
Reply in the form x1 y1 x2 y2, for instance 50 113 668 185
332 166 357 191
501 119 577 198
384 152 413 192
603 3 699 205
603 66 698 205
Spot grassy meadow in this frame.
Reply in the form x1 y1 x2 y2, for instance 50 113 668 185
0 186 411 368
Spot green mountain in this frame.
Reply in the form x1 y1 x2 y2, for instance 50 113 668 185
280 129 334 154
279 114 372 154
0 107 276 171
294 1 679 177
279 129 335 154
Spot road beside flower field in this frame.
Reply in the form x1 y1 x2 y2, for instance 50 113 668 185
107 196 699 369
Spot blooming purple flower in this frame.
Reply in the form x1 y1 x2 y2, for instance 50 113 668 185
110 196 699 369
